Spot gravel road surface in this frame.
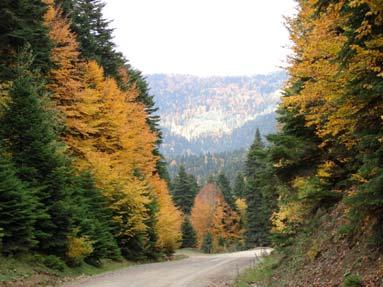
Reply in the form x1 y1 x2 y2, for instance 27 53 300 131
63 248 271 287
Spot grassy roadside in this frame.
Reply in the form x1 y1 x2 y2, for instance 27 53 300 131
233 251 283 287
234 204 383 287
0 254 135 287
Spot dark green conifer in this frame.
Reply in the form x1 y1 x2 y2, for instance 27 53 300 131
233 172 246 198
58 0 125 79
0 149 37 254
76 173 121 265
144 196 162 260
0 51 75 256
216 172 235 210
244 129 269 247
172 166 198 214
0 0 52 80
181 217 197 248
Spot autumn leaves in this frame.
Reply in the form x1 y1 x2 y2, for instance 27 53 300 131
190 184 243 252
45 4 182 258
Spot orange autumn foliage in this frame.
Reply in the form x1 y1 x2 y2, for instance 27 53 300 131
45 4 181 250
191 183 242 251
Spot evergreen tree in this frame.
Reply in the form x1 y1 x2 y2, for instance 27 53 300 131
187 174 199 201
181 217 197 248
76 173 121 264
337 1 383 225
244 129 269 247
216 172 235 210
0 51 76 256
58 0 125 79
0 149 37 254
0 0 52 80
233 172 246 198
144 196 162 260
202 232 213 254
172 166 198 214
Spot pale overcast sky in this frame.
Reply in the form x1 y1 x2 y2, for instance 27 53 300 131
103 0 297 76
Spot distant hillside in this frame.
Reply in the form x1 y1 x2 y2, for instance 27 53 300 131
161 113 276 156
167 149 247 185
146 72 286 157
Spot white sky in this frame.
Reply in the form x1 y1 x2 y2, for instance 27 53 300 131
103 0 297 76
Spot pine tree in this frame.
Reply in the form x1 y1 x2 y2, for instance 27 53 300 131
144 195 162 260
58 0 125 79
0 0 52 80
172 166 198 214
181 217 197 248
216 172 235 210
336 1 383 223
245 129 269 247
233 172 246 198
0 149 37 254
0 51 76 256
76 173 121 264
187 174 199 201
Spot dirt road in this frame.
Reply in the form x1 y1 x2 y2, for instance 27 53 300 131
63 248 271 287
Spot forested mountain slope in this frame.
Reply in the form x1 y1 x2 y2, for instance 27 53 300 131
168 149 247 184
147 72 286 156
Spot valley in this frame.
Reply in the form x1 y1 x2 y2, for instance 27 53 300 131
147 72 286 157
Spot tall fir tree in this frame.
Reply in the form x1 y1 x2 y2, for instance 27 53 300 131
75 173 121 264
181 217 197 248
0 50 76 256
216 172 235 210
233 172 246 198
0 149 37 254
0 0 52 80
172 166 198 214
57 0 125 79
245 128 269 247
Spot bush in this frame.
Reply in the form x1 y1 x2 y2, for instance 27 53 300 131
42 255 66 271
66 235 93 266
344 274 362 287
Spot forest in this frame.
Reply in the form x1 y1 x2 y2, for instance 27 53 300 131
0 0 382 286
0 0 182 268
234 0 383 285
0 0 248 276
171 0 383 284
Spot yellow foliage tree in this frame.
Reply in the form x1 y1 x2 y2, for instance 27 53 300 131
149 176 182 254
45 4 181 256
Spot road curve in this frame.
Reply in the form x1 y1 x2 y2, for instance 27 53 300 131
63 248 271 287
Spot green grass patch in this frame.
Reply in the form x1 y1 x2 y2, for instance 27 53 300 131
0 254 134 284
343 274 362 287
234 252 283 287
0 250 192 285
